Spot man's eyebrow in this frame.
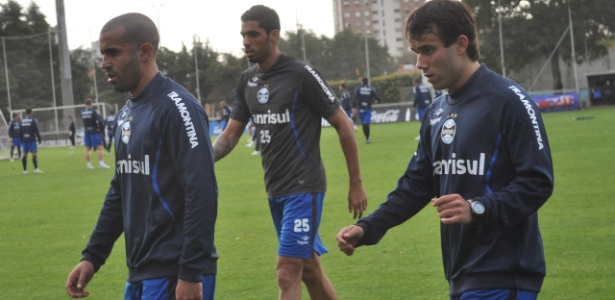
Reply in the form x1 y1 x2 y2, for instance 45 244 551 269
241 29 261 36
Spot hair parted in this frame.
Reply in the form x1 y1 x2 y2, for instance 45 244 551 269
406 0 480 61
241 5 280 34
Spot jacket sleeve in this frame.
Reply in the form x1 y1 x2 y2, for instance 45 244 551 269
164 95 218 282
8 122 14 138
413 86 421 107
33 119 41 142
371 88 381 101
81 175 124 271
477 89 554 227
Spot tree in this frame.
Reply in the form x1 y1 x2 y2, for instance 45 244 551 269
0 0 56 116
466 0 615 90
279 29 395 81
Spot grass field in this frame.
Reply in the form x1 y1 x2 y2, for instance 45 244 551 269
1 107 614 299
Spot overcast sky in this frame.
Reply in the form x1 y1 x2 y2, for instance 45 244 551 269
10 0 336 56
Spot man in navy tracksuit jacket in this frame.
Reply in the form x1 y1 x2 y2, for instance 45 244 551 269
413 77 433 121
66 13 218 299
353 77 381 143
8 113 21 159
337 1 554 298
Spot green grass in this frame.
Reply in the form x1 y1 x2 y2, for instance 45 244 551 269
1 107 613 299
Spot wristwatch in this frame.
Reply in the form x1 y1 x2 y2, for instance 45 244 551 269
468 199 485 224
467 199 485 216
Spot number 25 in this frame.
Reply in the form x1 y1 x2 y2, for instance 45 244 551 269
294 218 310 232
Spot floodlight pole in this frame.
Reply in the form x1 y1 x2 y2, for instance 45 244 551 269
363 0 371 81
497 0 506 77
193 36 202 102
49 29 59 131
295 2 307 62
2 38 11 113
568 2 579 96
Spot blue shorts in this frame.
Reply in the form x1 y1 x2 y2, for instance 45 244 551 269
268 192 327 259
84 133 103 148
359 110 372 125
22 141 37 153
124 275 215 300
11 138 21 147
452 289 538 300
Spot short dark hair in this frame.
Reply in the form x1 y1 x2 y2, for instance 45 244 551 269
25 108 32 114
85 98 92 106
241 5 280 34
101 13 160 54
406 0 480 61
362 77 368 85
340 83 346 88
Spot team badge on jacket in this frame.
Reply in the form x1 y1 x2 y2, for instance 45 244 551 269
441 119 456 144
257 87 269 104
121 121 131 144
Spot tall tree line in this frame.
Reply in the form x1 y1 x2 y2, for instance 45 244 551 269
2 0 614 120
0 0 398 120
466 0 615 90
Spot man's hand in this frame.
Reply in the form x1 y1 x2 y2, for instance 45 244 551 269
431 194 472 224
348 185 367 219
336 225 364 256
65 260 95 298
176 279 203 300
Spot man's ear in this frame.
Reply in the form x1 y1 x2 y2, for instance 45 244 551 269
455 35 469 55
138 43 154 60
269 29 280 45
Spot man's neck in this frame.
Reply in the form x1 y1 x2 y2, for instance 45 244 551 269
257 49 281 72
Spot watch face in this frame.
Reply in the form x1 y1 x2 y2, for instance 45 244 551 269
472 201 485 214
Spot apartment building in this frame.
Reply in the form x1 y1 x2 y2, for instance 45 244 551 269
333 0 426 58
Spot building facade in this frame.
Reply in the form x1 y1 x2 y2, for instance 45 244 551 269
333 0 426 58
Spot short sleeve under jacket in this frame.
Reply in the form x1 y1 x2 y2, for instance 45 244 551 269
231 54 340 197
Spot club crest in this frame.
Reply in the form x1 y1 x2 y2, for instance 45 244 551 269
441 119 456 144
121 121 131 144
257 87 269 104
